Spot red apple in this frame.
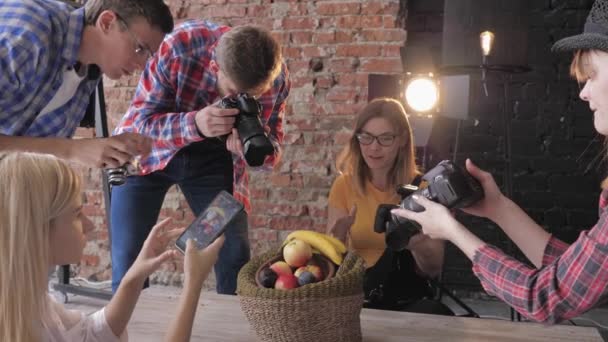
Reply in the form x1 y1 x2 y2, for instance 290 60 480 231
275 274 298 290
283 239 312 267
306 265 323 281
270 261 292 276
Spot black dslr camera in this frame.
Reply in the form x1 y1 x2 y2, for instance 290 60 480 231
219 93 275 167
373 160 484 251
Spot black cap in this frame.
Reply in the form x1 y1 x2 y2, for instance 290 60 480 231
552 0 608 53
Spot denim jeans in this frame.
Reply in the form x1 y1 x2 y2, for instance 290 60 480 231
110 141 250 294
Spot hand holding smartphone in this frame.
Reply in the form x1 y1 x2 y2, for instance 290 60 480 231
175 190 244 253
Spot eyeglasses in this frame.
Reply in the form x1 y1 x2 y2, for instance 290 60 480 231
355 133 398 147
115 14 154 60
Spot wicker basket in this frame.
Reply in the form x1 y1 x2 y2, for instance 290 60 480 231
237 249 366 342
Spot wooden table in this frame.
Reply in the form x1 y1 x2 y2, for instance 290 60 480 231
127 292 603 341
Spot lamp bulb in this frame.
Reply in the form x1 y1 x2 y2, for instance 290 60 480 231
480 31 495 57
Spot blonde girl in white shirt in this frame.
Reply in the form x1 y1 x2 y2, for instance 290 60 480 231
0 152 223 341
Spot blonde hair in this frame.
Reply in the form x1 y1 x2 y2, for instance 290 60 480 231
336 97 420 195
570 49 593 82
0 152 81 342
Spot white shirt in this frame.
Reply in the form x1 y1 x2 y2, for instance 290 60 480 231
39 65 87 116
41 295 126 342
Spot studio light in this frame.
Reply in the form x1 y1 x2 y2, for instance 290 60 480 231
480 31 495 57
480 30 495 96
404 73 439 114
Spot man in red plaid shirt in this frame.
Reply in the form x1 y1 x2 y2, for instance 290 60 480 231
393 0 608 324
110 21 290 294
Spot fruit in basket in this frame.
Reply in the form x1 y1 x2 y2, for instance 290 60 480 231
305 264 323 281
296 271 317 286
275 274 298 290
295 264 323 281
255 254 336 289
282 239 312 267
270 261 292 276
259 268 278 288
293 266 307 278
283 230 345 265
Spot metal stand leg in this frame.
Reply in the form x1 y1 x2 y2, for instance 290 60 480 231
53 80 113 302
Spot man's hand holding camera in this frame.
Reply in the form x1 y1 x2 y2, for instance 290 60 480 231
226 128 244 158
194 104 245 157
69 132 152 168
194 104 238 138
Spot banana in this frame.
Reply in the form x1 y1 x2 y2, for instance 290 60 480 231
285 230 347 254
321 233 347 254
286 230 347 254
284 230 344 265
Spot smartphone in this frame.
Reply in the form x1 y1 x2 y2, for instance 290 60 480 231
175 190 244 253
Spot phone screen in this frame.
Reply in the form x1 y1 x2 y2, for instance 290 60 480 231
175 191 243 252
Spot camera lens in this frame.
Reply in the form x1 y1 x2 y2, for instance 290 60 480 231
106 167 128 186
242 135 274 166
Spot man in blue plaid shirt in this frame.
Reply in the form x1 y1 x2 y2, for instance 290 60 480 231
0 0 173 168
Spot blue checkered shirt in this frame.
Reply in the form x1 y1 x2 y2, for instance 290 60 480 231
0 0 100 137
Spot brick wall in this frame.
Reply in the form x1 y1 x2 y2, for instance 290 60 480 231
76 0 603 293
76 0 406 286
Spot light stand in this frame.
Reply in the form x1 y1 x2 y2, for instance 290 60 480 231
443 30 530 322
53 80 113 302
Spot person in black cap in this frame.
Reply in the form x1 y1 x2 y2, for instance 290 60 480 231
391 0 608 324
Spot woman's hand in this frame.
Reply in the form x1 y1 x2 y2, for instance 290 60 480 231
184 236 225 289
106 218 184 337
328 205 357 243
128 218 184 282
405 233 445 278
392 195 463 241
405 233 433 251
460 159 508 220
393 193 488 262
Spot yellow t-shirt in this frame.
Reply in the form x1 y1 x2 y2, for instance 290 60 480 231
328 174 400 268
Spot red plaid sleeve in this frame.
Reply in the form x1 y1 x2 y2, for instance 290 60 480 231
541 236 570 266
471 190 608 323
114 30 210 174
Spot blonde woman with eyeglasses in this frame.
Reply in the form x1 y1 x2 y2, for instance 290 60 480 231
326 97 449 314
0 152 223 342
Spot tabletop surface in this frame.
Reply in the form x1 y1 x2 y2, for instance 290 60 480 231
124 291 603 341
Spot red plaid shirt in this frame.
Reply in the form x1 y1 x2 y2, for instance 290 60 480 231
472 189 608 323
114 20 290 213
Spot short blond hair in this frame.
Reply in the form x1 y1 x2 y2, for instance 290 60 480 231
0 153 81 341
216 25 283 94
